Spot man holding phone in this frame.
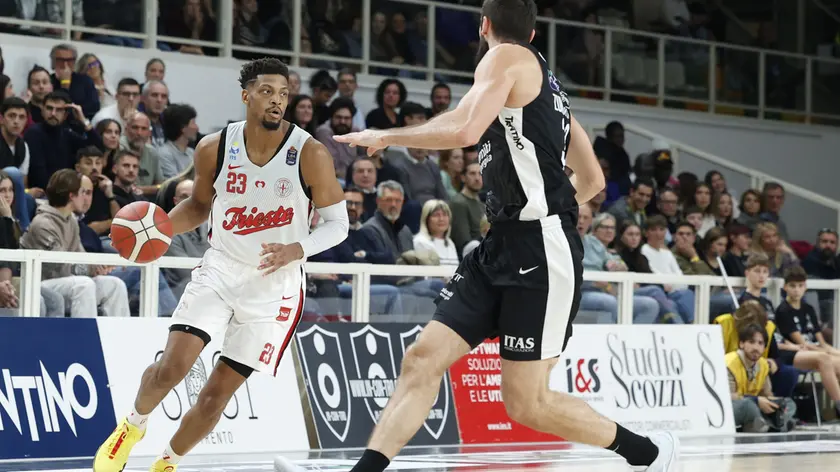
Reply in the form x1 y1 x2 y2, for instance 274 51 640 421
726 323 798 432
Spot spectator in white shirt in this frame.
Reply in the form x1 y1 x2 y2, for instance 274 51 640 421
92 78 141 129
413 199 459 265
641 215 696 323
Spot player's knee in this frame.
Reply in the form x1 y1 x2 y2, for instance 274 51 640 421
501 382 542 427
401 342 444 379
193 389 228 417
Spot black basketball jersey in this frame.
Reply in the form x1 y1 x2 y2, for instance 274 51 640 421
478 42 577 225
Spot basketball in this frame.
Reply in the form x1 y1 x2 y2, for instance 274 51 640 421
110 201 174 263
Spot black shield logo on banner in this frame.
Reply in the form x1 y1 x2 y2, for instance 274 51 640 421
349 325 398 425
399 325 451 441
295 324 352 443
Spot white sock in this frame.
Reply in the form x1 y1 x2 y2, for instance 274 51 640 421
126 406 150 430
160 444 183 465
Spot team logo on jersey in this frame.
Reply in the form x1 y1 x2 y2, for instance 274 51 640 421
221 205 294 235
274 178 293 198
548 70 561 93
296 325 352 443
286 146 298 166
229 141 241 161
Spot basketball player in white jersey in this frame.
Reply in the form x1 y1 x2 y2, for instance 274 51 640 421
93 58 348 472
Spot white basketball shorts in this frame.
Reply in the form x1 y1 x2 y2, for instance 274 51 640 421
170 247 305 375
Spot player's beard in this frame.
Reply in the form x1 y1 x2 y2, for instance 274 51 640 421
261 119 282 131
475 37 490 66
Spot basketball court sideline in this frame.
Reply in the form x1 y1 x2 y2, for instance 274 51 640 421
4 432 840 472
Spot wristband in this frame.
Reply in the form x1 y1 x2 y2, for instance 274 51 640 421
690 256 700 262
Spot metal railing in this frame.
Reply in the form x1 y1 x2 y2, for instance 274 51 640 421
1 0 839 125
4 249 840 345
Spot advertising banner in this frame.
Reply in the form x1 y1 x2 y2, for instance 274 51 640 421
0 318 116 460
449 339 559 443
97 318 309 455
549 325 736 436
294 323 460 448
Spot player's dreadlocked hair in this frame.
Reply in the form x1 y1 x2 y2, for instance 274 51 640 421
239 58 290 89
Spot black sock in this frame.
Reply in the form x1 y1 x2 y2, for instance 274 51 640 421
350 449 390 472
606 423 659 466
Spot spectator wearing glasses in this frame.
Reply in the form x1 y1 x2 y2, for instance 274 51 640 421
48 44 100 119
93 78 142 129
75 53 114 108
655 188 680 245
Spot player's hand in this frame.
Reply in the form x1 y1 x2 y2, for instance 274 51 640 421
332 130 386 156
259 242 304 275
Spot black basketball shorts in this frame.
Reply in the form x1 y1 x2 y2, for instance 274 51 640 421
432 214 583 361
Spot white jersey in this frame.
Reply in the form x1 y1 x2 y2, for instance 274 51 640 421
208 121 313 268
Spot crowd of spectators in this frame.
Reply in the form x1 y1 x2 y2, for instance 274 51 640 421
0 0 738 81
1 26 840 327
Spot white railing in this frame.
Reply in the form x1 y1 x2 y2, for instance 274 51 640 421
4 249 840 344
589 122 840 235
2 0 840 125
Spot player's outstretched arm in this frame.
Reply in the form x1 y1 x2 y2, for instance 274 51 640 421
565 114 605 204
167 132 219 235
333 45 520 151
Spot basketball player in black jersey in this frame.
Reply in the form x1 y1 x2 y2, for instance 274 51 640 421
317 1 680 471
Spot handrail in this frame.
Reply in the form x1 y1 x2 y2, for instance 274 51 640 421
602 123 840 212
3 249 840 342
811 0 840 25
2 0 840 127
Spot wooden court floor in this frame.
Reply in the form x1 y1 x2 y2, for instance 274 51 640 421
4 431 840 471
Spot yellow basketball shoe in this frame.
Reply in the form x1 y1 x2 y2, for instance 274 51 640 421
92 418 146 471
149 458 178 472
